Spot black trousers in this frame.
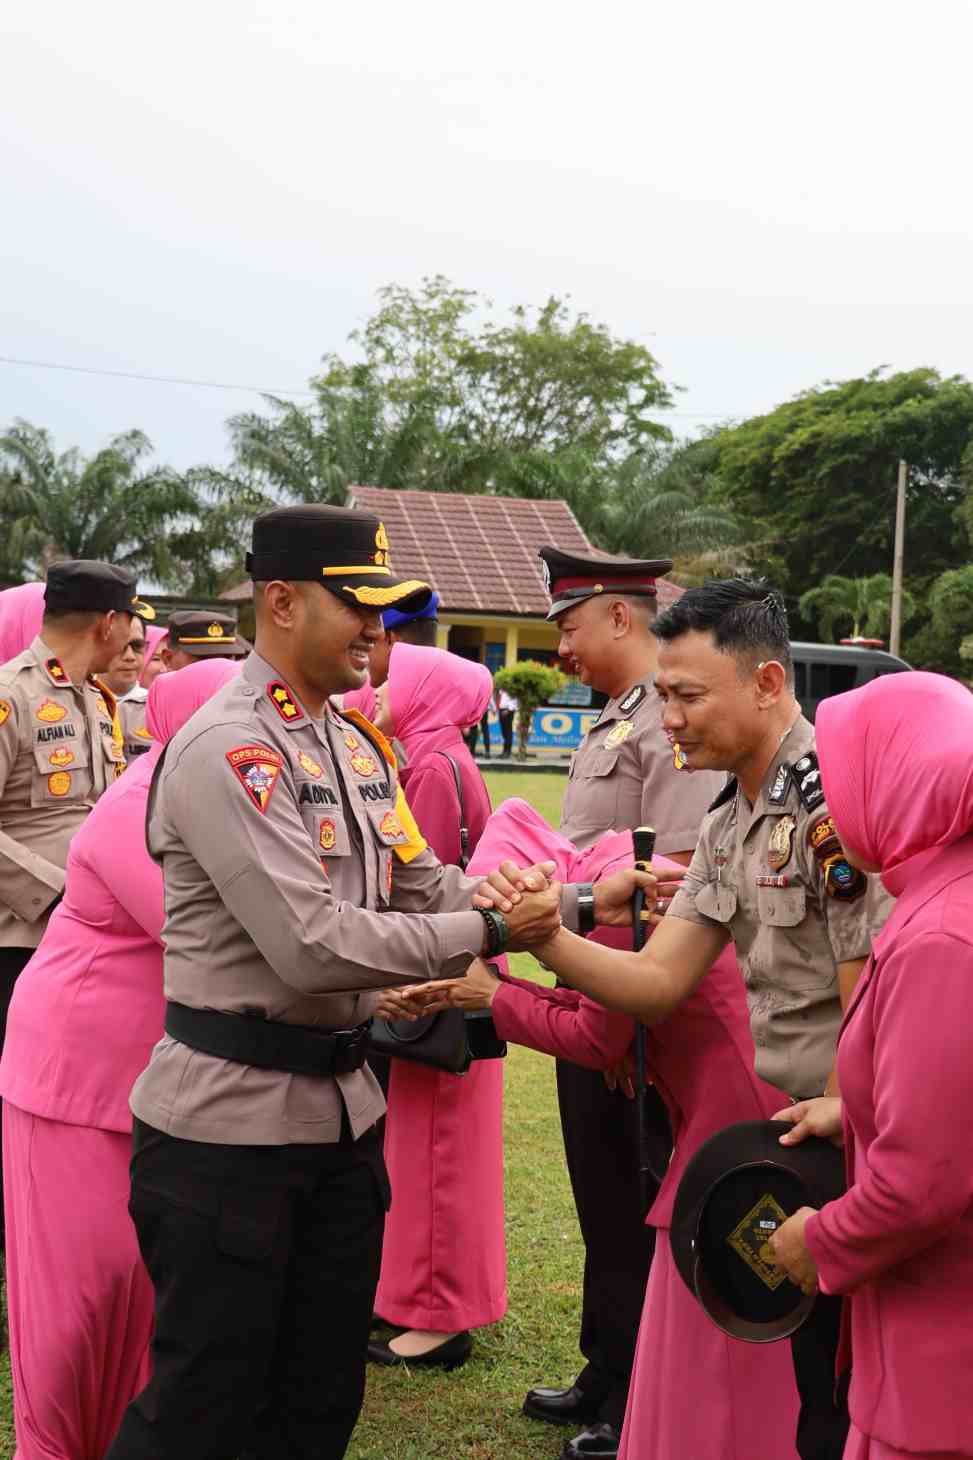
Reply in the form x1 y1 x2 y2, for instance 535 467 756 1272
0 946 33 1252
555 1058 669 1430
791 1292 850 1460
106 1118 389 1460
498 709 515 758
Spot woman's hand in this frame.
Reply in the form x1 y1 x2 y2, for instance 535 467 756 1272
372 988 420 1022
473 860 556 913
398 959 501 1014
773 1097 844 1148
768 1207 819 1295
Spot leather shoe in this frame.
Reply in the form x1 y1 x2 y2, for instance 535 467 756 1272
367 1330 472 1372
562 1422 620 1459
522 1384 600 1427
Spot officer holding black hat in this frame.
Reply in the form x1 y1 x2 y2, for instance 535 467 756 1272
0 559 152 1244
104 505 572 1460
522 546 724 1460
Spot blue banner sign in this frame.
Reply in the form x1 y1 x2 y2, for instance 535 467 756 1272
484 705 599 751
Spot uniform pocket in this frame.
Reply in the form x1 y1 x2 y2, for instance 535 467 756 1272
695 881 738 923
756 886 807 927
301 806 352 858
30 733 92 805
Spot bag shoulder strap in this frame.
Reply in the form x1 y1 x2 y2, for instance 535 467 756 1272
435 751 470 870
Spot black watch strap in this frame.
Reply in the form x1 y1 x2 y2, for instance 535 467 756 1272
477 907 509 958
577 882 596 937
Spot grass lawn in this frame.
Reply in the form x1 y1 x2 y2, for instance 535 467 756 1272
0 769 572 1460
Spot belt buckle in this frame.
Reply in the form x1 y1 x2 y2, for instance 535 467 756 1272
332 1022 367 1075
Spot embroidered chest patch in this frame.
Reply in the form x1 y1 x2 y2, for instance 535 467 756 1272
604 719 634 750
226 744 284 812
36 699 66 723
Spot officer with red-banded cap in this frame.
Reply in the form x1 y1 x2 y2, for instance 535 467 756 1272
105 505 574 1460
0 559 152 1246
523 546 724 1460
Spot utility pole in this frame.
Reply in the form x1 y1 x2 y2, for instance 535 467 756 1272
889 459 907 658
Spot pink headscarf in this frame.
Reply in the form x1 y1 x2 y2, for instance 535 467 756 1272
342 679 378 721
139 624 168 686
136 658 242 771
0 582 46 664
816 671 973 899
386 643 493 761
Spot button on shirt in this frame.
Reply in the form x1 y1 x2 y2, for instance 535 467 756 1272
0 636 124 947
130 652 488 1147
667 716 893 1099
560 677 725 852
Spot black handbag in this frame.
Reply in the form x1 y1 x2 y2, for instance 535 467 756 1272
366 752 507 1075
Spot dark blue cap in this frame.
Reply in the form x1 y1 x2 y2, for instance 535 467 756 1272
383 590 440 631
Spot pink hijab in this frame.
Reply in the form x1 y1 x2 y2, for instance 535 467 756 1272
386 643 493 761
139 624 168 686
134 658 242 773
0 582 46 663
342 679 378 721
816 671 973 899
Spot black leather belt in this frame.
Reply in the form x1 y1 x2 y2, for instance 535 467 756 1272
164 1001 370 1077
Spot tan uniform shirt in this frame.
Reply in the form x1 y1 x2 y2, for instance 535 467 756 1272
560 677 725 851
130 651 488 1146
117 690 153 765
0 637 124 948
668 716 893 1099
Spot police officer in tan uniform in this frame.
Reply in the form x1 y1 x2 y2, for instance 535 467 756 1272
105 506 577 1460
0 559 152 1244
529 580 893 1460
524 547 724 1460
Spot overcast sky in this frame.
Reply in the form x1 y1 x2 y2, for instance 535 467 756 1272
3 0 971 473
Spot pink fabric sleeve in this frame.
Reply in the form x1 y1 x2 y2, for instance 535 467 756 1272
492 980 636 1069
83 797 165 944
806 932 973 1294
499 971 579 1008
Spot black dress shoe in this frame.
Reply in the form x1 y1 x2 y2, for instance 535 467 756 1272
562 1423 620 1459
522 1384 600 1427
366 1330 472 1372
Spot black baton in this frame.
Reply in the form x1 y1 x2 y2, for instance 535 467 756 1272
632 825 660 1217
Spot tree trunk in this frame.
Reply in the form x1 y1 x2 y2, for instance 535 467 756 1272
516 706 533 760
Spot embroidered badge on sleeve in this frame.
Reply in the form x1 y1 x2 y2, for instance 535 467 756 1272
226 744 284 813
0 699 10 727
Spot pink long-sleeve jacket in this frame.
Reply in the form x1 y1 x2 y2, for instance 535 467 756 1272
0 659 241 1133
805 671 973 1456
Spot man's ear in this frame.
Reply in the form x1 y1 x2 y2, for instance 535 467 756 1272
754 658 788 709
262 580 301 629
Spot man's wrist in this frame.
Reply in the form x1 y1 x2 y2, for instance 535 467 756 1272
477 907 509 959
576 883 596 936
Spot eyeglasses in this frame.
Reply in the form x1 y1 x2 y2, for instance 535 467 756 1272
126 640 146 654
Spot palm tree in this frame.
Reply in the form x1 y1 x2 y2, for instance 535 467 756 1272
798 574 916 643
0 420 230 590
598 441 742 560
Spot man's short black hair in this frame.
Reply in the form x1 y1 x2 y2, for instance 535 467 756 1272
652 578 793 681
390 618 438 648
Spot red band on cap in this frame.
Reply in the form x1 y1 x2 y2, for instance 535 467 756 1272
551 575 658 595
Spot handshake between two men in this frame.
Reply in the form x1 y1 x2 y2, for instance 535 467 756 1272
385 858 685 1022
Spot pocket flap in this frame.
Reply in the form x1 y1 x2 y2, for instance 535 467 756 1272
695 881 738 923
757 885 807 927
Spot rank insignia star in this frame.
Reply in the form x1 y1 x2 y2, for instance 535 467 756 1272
226 744 285 812
266 682 302 722
45 657 68 683
36 699 67 723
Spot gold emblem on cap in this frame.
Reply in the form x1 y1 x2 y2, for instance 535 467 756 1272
374 521 390 567
726 1192 790 1291
207 623 223 638
767 814 796 871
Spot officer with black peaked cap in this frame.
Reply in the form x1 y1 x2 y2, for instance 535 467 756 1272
162 610 249 670
105 504 569 1460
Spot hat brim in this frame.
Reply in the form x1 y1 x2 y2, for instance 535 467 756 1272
177 642 249 659
670 1120 846 1343
545 586 658 621
324 576 432 613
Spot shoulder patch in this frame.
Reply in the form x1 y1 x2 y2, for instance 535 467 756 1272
0 699 11 727
791 751 824 813
226 744 284 812
768 763 792 805
822 854 867 902
808 814 841 865
266 681 303 724
618 683 647 716
708 776 737 813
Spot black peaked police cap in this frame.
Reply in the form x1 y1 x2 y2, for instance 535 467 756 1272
45 560 155 620
670 1120 845 1342
245 505 432 614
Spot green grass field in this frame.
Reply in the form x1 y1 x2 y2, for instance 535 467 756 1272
0 768 572 1459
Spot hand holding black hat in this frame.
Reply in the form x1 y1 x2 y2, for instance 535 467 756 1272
774 1096 844 1149
768 1208 820 1296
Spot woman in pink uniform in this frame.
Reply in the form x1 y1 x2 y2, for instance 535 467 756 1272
412 799 801 1460
0 582 45 664
770 672 973 1460
0 658 240 1460
367 643 501 1371
138 624 168 689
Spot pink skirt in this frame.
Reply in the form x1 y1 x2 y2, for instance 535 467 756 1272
844 1425 972 1460
2 1103 153 1460
374 1055 506 1332
619 1230 800 1460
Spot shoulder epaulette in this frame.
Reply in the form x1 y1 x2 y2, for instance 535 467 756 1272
768 761 792 806
708 777 737 813
618 683 648 716
791 751 825 813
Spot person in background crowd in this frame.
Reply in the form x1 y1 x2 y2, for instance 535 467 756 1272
403 798 800 1460
0 659 241 1460
160 609 248 671
139 624 168 689
770 672 973 1460
522 546 723 1460
497 685 518 758
0 561 153 1252
367 643 501 1372
102 615 154 762
0 583 46 666
342 590 442 723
